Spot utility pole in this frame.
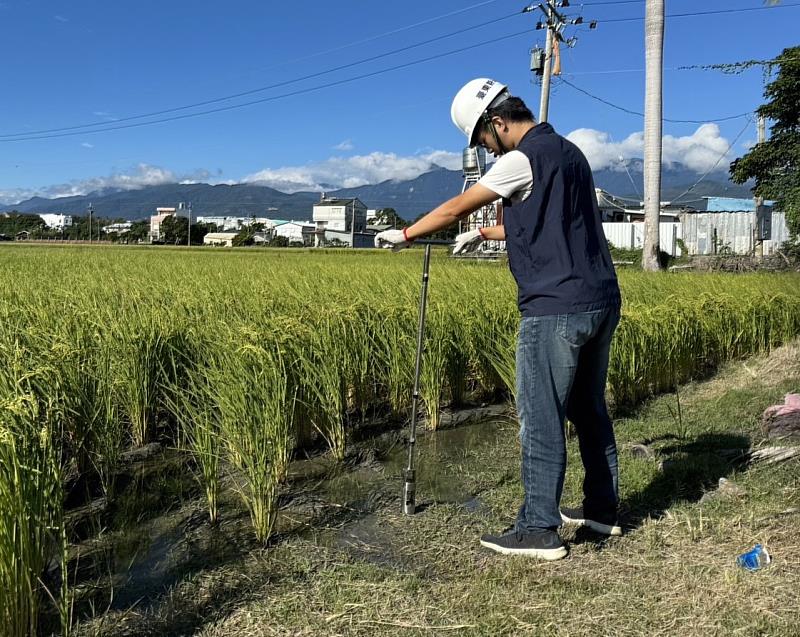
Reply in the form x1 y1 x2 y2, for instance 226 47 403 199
88 202 93 243
539 3 555 123
351 199 356 248
187 201 192 247
525 1 596 123
754 115 766 257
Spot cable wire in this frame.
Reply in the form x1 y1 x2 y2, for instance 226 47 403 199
1 29 533 143
670 115 753 204
557 77 752 123
599 2 800 23
0 10 521 139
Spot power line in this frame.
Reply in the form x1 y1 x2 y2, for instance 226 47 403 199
598 2 800 23
521 53 800 76
269 0 507 66
1 29 534 143
670 115 753 204
0 10 522 140
557 77 752 123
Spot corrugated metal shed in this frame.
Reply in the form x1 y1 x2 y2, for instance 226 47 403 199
679 211 789 255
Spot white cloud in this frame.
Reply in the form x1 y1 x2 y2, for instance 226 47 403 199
81 142 94 149
333 139 354 151
566 124 733 173
241 150 461 193
0 164 209 205
53 14 69 22
0 187 37 206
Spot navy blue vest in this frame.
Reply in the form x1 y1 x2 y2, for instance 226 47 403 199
503 123 620 316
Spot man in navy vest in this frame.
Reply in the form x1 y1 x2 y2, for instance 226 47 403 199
376 78 621 560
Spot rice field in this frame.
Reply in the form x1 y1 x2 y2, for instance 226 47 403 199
1 244 800 637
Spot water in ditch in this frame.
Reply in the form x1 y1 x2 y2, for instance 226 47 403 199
64 407 518 619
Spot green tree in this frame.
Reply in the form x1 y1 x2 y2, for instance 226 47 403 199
127 220 150 243
160 214 188 244
190 222 215 245
0 212 46 237
730 46 800 237
269 235 289 247
412 211 458 241
232 228 255 247
372 207 407 228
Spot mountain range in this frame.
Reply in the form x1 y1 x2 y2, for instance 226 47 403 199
2 161 753 221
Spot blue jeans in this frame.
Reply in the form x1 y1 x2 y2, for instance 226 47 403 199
515 306 620 534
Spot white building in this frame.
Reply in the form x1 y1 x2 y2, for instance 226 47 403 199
203 232 239 247
39 214 73 231
102 222 132 234
274 221 315 245
312 196 367 246
195 216 275 231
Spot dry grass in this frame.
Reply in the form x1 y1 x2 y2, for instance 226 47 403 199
686 339 800 404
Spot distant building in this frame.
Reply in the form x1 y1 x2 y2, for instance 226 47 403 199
312 195 368 246
39 214 73 231
273 221 316 245
149 207 176 242
595 189 681 223
102 222 132 234
195 216 275 231
149 205 190 242
678 196 788 256
203 232 239 247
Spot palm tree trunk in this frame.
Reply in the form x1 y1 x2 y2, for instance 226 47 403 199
642 0 664 271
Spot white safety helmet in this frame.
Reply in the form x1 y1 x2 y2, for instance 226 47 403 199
450 78 509 147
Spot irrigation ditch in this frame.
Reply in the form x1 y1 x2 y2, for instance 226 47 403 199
54 405 513 631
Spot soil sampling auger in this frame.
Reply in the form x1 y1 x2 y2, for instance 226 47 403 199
402 243 432 515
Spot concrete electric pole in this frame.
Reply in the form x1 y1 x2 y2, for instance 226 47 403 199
754 115 767 257
525 1 596 123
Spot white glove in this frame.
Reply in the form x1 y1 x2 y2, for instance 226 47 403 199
452 228 485 255
375 228 413 252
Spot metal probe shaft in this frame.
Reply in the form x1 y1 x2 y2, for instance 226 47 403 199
403 243 432 515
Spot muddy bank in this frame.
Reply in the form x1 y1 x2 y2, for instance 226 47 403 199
59 403 516 626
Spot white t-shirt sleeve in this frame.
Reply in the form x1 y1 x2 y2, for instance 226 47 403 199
477 150 533 203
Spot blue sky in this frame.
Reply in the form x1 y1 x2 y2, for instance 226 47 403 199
1 0 798 204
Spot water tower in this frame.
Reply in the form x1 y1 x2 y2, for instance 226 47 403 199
458 146 503 251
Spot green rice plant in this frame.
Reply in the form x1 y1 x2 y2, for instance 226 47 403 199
42 322 125 495
161 329 221 523
87 347 125 500
373 305 416 416
341 302 381 416
211 332 292 543
169 379 221 525
298 312 349 460
0 368 70 637
440 304 471 408
419 309 452 430
482 322 519 403
116 323 168 447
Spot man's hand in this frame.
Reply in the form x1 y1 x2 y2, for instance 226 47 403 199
375 228 413 252
452 228 485 255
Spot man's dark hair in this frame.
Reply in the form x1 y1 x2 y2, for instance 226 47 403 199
485 96 535 124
